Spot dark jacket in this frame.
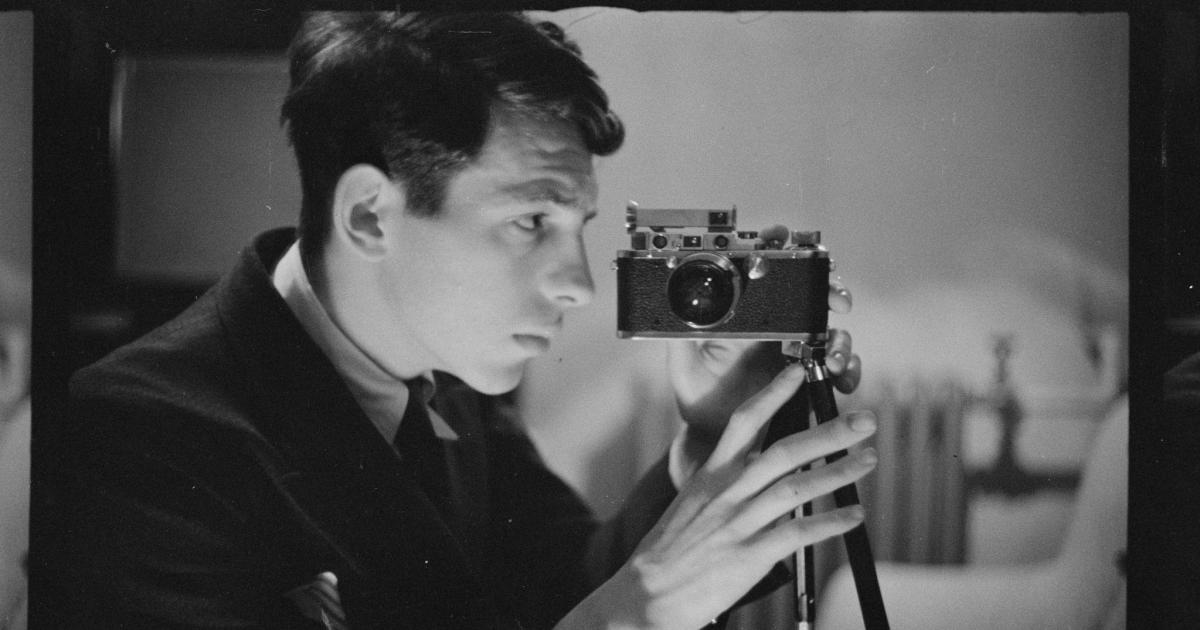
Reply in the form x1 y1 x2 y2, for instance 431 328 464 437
47 228 676 629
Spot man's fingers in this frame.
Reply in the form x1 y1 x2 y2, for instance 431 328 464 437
828 280 853 315
824 328 861 393
726 447 877 536
705 363 807 467
730 410 877 496
834 353 862 394
826 328 851 363
749 505 865 567
825 328 852 373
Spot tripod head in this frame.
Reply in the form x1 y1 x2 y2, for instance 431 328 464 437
783 339 835 387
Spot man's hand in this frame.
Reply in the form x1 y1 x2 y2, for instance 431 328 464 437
666 281 862 480
562 364 878 630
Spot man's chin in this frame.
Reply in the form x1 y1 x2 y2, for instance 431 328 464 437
454 362 527 396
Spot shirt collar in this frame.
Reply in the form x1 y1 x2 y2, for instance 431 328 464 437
271 241 458 442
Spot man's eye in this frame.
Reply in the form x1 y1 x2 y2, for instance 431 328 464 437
513 214 546 232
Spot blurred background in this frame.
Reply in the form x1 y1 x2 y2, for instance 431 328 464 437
28 5 1200 629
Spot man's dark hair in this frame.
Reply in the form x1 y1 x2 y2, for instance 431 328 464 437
280 11 625 270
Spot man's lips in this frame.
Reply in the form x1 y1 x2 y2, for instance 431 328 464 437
512 333 552 354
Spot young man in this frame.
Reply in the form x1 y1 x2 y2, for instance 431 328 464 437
48 12 875 629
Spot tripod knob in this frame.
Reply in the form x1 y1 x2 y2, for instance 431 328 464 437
792 230 822 246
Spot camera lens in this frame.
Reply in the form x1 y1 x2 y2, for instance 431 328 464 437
667 253 740 328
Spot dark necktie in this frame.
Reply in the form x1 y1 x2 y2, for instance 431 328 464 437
395 380 455 521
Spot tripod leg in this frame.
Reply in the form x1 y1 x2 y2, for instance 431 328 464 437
765 387 816 629
807 373 890 630
795 478 816 629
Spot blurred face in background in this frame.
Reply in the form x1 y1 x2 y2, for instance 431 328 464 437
0 261 29 417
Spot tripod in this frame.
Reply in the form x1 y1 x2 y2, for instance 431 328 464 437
759 339 890 630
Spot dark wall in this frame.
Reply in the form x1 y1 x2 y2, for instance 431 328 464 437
0 12 32 275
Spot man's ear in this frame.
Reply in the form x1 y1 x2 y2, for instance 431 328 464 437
331 164 405 261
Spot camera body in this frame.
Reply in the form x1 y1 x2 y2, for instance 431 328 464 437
615 203 831 341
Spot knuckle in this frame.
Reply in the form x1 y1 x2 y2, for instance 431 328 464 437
772 478 803 502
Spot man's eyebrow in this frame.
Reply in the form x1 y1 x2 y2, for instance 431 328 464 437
496 178 600 222
500 179 596 206
499 179 572 196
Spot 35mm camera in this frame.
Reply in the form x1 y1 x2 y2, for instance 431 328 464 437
614 202 831 341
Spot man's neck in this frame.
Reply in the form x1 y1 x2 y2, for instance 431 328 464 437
305 244 431 383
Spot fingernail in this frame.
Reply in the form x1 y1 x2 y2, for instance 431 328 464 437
849 412 876 433
827 352 845 373
857 447 877 466
844 505 864 520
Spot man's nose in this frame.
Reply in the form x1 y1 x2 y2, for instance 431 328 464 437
544 238 595 308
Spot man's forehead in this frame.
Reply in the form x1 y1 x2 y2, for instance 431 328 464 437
487 109 590 158
475 109 596 186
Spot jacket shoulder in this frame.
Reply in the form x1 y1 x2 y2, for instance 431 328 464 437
69 228 300 441
72 292 250 428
